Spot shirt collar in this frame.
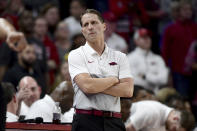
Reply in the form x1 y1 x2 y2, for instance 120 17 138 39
83 42 109 56
44 94 56 106
135 47 151 56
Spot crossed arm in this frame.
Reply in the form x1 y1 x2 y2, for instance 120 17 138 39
74 73 134 97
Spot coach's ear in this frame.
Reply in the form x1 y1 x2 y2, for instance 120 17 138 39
103 23 106 31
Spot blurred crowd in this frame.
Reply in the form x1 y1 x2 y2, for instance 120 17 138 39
1 0 197 130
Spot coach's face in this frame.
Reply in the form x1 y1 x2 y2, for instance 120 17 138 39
81 13 106 42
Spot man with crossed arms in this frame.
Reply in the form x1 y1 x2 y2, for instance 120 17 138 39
68 9 133 131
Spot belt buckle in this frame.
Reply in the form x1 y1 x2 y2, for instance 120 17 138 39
103 111 113 117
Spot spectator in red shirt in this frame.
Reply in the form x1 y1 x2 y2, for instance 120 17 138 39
108 0 165 53
161 0 197 98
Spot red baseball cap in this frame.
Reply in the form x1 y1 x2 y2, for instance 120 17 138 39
134 28 151 40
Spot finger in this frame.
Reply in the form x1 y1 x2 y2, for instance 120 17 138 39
16 39 27 52
7 43 18 51
6 32 26 52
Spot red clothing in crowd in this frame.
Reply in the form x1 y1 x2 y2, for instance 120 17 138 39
43 35 60 84
2 13 19 30
161 20 197 75
108 0 159 43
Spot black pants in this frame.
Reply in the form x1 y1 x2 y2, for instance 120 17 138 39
71 114 126 131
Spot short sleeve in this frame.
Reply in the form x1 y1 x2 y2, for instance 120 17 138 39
118 53 133 79
129 104 148 130
68 49 89 81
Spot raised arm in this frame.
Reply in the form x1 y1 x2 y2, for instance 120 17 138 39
0 18 27 51
0 18 15 39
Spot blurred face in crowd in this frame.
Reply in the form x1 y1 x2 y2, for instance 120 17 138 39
55 22 70 40
179 4 192 20
19 45 36 68
19 76 41 107
19 11 34 34
9 0 23 13
44 7 60 26
70 0 85 20
34 18 48 37
81 13 106 43
135 36 151 51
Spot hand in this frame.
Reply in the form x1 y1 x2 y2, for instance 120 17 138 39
47 60 57 69
17 87 31 103
126 124 136 131
112 76 120 85
6 32 27 52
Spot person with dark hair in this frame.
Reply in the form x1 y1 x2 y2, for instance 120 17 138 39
68 9 133 131
179 110 196 131
2 82 18 122
64 0 87 38
41 3 60 40
33 16 59 89
131 85 155 103
2 44 46 97
165 94 185 110
69 33 86 51
161 0 197 98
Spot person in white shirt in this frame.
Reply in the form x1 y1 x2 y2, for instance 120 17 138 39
64 0 86 38
126 100 195 131
25 81 74 123
103 11 128 53
2 83 19 122
68 9 133 131
17 76 41 116
127 28 168 93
